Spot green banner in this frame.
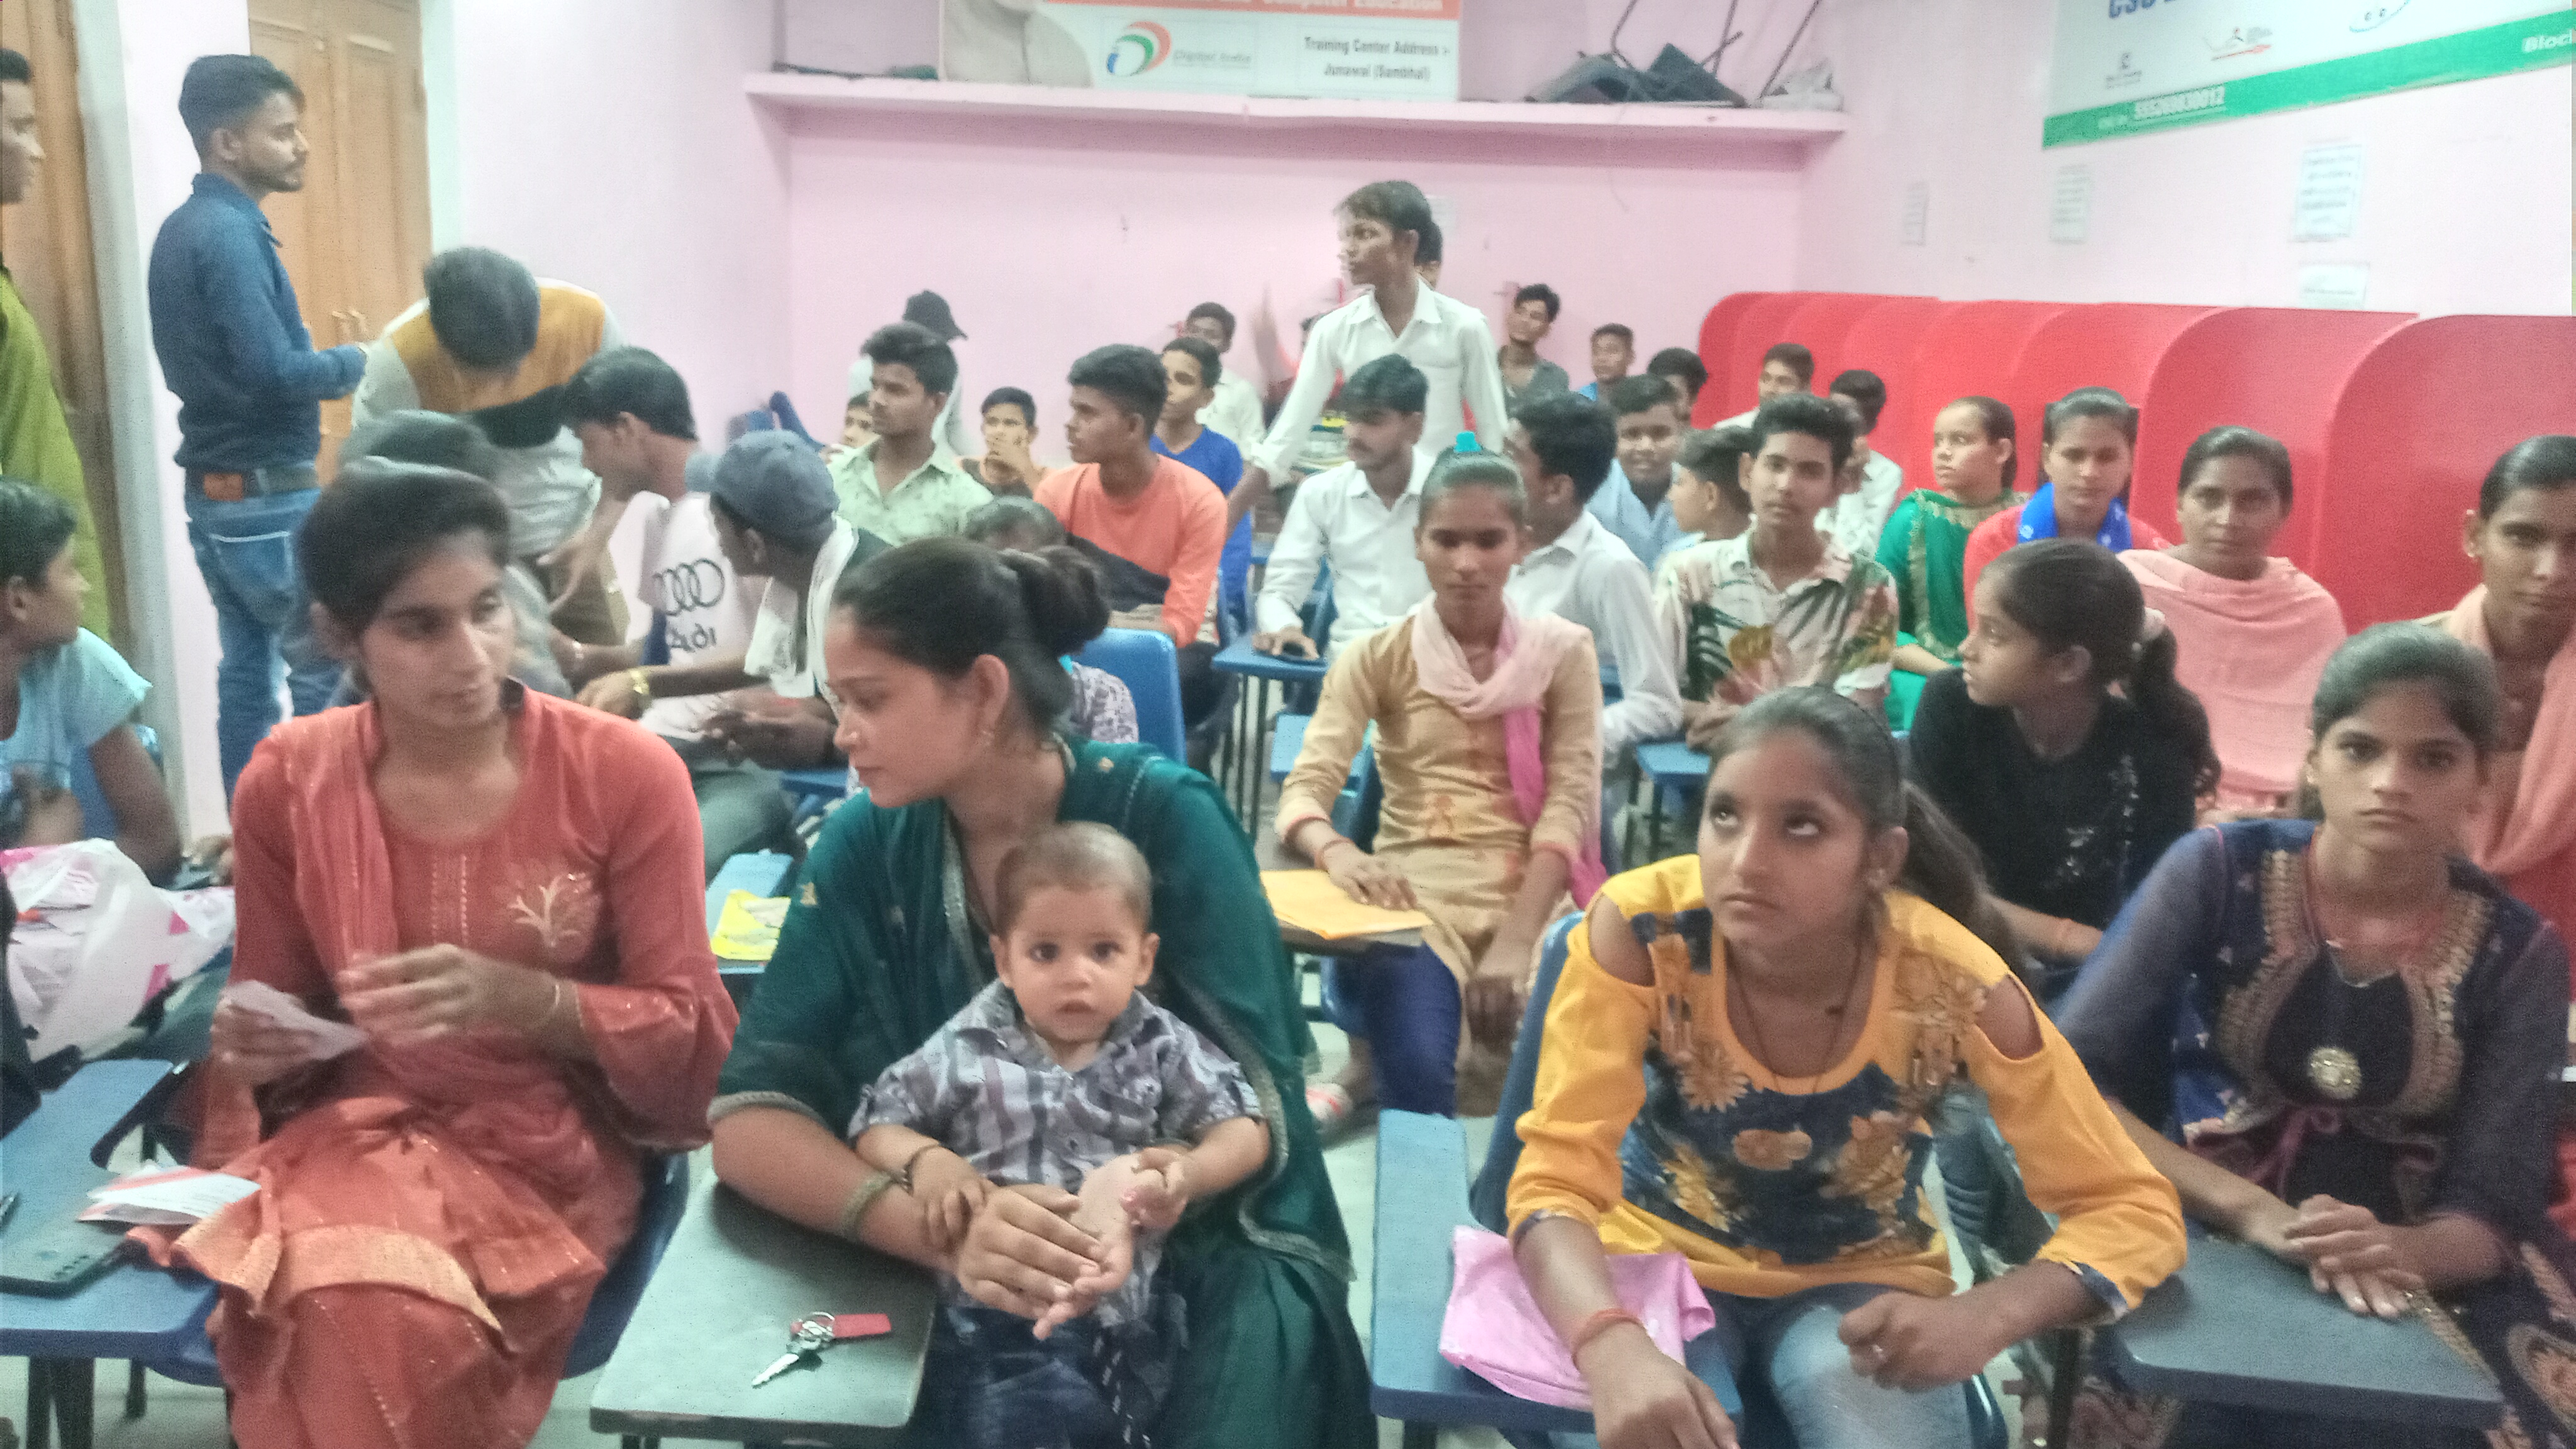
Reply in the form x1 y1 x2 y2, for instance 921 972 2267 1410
2045 11 2573 147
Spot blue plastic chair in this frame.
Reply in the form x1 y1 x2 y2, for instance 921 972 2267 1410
1074 628 1186 762
1459 914 2010 1449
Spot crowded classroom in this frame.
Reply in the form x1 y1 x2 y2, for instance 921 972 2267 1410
1 3 2572 1447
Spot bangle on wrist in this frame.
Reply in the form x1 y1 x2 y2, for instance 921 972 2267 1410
838 1170 899 1242
1567 1307 1644 1359
627 667 653 706
1316 836 1357 867
899 1142 947 1192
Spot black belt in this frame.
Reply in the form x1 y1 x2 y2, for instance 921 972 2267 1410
186 464 319 501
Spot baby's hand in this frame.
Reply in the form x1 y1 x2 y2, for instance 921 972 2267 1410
1121 1145 1192 1232
912 1150 991 1255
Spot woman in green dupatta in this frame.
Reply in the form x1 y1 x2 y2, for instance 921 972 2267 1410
710 536 1372 1449
1875 396 2022 728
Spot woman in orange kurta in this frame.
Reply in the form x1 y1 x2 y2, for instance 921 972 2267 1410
148 460 737 1449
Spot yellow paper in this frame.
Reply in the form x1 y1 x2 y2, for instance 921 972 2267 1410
711 890 791 962
1262 869 1430 941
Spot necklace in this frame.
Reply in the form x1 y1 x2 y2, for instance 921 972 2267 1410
1727 936 1872 1096
2299 843 2446 1102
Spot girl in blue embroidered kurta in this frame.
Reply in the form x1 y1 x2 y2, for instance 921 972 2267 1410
1507 689 2185 1449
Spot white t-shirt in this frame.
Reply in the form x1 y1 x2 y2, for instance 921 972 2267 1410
621 488 758 741
745 519 863 703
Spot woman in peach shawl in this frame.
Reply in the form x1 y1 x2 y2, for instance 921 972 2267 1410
148 462 736 1449
1279 452 1603 1130
2434 435 2576 1231
2121 426 2346 815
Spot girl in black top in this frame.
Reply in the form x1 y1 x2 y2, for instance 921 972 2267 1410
1910 538 2218 993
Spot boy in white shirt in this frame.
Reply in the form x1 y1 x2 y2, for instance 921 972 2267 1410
1251 355 1434 660
555 347 784 876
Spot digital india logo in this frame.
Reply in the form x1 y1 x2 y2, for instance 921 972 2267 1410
1106 22 1172 75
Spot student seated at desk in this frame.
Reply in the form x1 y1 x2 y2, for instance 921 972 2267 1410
1655 394 1897 752
1911 540 2213 989
1505 391 1683 759
1878 396 2024 719
963 496 1137 745
709 537 1372 1449
1652 425 1755 575
1279 453 1602 1130
2123 426 2346 818
2056 626 2576 1449
852 823 1269 1449
1251 353 1435 661
0 479 180 882
1509 689 2183 1449
144 460 736 1449
1960 388 2168 614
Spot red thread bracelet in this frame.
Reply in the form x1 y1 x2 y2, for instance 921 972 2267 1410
1567 1307 1643 1358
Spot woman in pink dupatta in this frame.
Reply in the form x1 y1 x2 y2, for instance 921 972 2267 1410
1279 452 1604 1128
2120 426 2346 815
145 462 736 1449
2434 436 2576 1231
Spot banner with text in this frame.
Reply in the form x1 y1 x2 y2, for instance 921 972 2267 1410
2046 1 2572 147
947 0 1462 101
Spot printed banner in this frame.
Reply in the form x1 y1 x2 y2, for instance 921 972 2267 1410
941 0 1462 100
2045 2 2572 147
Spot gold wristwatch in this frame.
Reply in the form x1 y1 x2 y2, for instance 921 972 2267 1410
626 667 653 706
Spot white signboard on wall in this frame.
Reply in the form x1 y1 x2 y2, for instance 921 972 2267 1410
941 0 1462 101
2046 1 2572 146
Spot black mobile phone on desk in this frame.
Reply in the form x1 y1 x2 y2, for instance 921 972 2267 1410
0 1210 135 1296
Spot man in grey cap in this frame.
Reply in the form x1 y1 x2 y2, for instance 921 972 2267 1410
701 432 886 770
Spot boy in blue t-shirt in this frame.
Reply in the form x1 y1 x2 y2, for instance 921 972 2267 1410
1 479 179 880
1150 337 1249 624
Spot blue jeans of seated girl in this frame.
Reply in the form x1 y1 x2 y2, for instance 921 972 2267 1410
1558 1281 1974 1449
1347 943 1460 1116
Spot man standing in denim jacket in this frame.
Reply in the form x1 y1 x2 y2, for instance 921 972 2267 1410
147 53 360 797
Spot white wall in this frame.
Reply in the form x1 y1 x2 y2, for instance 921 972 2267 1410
72 0 250 835
1795 0 2574 316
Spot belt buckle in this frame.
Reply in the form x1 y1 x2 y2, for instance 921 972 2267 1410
202 471 247 502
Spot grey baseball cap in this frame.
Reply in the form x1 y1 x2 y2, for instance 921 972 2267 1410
709 432 838 553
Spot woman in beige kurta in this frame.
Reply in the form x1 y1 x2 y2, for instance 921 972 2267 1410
1276 454 1603 1124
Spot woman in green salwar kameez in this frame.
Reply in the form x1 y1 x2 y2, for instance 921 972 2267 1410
709 536 1372 1449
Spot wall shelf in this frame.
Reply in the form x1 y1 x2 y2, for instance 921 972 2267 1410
745 71 1847 150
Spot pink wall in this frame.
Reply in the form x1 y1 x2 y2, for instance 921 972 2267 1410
1795 0 2573 317
779 107 1810 455
439 0 791 422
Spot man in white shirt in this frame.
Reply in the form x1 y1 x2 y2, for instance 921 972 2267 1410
554 347 785 877
1717 341 1815 428
1819 368 1904 557
1235 180 1509 532
1182 301 1268 453
704 432 886 774
1503 391 1682 758
1251 354 1433 660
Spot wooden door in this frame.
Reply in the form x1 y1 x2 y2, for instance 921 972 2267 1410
0 0 126 640
247 0 431 477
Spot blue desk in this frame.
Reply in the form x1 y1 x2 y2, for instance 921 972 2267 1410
779 767 849 802
1211 638 1330 827
2100 1237 2503 1429
1371 1110 1745 1445
1 1060 213 1449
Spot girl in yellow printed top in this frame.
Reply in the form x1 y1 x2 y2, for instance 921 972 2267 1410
1508 687 2185 1449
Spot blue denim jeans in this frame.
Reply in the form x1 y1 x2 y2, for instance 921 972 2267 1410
1560 1282 1975 1449
183 487 340 797
1345 942 1462 1116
